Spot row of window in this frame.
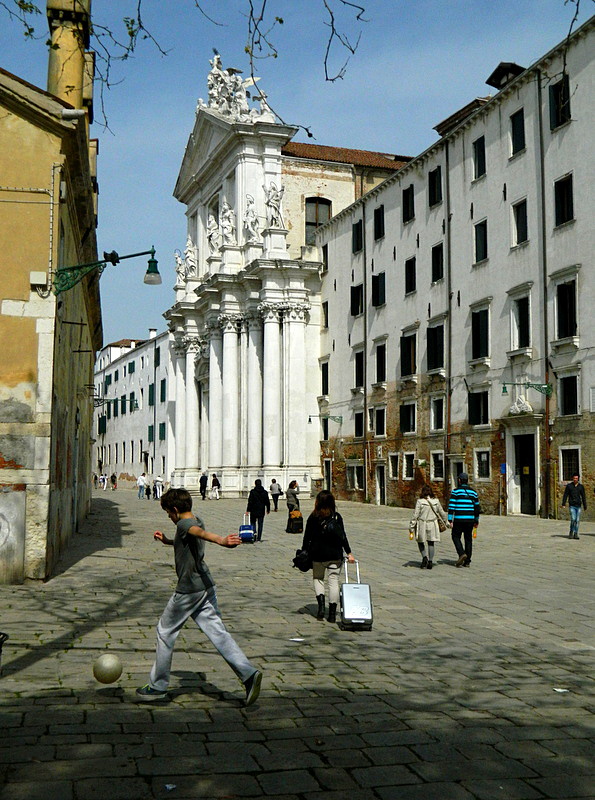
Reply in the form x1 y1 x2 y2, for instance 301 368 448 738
101 348 162 392
96 443 167 472
100 380 167 419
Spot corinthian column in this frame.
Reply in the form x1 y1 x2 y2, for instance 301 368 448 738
184 336 201 477
284 302 310 468
247 314 263 467
173 338 187 479
261 303 282 467
207 323 223 471
220 314 240 467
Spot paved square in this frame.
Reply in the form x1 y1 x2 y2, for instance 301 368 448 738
0 492 593 799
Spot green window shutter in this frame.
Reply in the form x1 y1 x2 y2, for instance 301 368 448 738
148 383 155 406
148 425 154 443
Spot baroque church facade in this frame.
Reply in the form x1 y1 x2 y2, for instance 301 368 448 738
165 54 408 496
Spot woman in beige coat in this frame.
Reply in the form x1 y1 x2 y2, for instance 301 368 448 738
409 485 450 569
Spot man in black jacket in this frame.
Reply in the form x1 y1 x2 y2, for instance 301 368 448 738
246 479 271 542
561 473 587 539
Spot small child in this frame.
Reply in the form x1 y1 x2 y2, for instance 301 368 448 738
136 488 262 706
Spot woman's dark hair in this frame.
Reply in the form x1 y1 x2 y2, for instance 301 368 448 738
161 488 192 513
288 480 297 489
420 485 435 499
314 490 336 517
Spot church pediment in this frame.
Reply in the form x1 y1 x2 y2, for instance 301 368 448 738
175 110 235 200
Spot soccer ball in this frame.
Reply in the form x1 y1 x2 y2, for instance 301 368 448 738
93 653 123 684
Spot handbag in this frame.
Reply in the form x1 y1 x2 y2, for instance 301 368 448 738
428 499 447 532
292 549 312 572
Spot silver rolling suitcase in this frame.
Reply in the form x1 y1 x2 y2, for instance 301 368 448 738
340 559 373 631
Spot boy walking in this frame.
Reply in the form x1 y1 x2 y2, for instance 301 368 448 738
562 473 587 539
448 472 480 567
136 488 262 706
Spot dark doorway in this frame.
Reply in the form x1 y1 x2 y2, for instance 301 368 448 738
376 464 386 505
323 459 332 492
514 434 536 514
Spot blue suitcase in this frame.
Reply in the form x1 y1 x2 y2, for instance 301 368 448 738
239 513 256 544
340 559 373 631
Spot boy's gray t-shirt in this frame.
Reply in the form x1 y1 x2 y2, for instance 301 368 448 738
174 516 215 594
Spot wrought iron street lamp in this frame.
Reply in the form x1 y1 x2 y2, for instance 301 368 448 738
501 382 553 397
308 414 343 424
53 246 161 295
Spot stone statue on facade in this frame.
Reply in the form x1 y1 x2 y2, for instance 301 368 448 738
184 235 198 277
220 202 237 245
263 181 285 228
243 194 260 243
509 395 533 415
174 249 185 284
207 214 220 254
197 53 274 124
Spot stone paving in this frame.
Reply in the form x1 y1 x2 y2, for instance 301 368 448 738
0 490 593 800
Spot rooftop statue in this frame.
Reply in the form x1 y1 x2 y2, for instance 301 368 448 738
196 53 275 123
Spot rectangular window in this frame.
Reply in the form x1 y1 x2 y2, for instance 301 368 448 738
130 440 134 463
376 343 386 383
375 407 386 437
554 174 574 226
389 453 399 479
474 220 488 262
431 243 444 282
431 396 444 431
471 308 489 359
122 441 126 463
148 383 155 406
148 425 154 443
402 184 415 223
468 391 489 425
98 416 106 435
512 199 528 245
550 74 571 129
557 280 577 339
347 463 365 490
428 165 442 207
559 375 578 415
322 301 329 328
160 379 166 402
120 395 127 415
513 296 531 349
322 243 329 272
427 324 444 371
354 411 364 438
560 447 579 481
114 369 119 383
113 399 118 418
405 256 416 294
431 451 445 480
106 401 111 420
510 108 526 155
321 418 329 440
352 220 363 253
400 333 416 377
473 135 486 179
374 205 385 240
105 374 112 387
371 272 386 307
354 350 364 388
128 360 135 374
159 422 166 441
403 452 415 480
350 284 364 316
114 443 118 464
155 347 161 367
476 449 491 479
321 361 329 396
400 402 416 433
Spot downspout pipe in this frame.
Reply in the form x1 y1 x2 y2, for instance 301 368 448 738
362 201 369 502
444 140 453 502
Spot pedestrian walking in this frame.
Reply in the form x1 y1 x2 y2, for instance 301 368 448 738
137 473 147 499
210 474 221 500
136 488 262 706
301 490 355 623
561 473 587 539
145 482 152 501
110 473 117 491
409 485 449 569
199 472 208 501
269 479 283 511
102 473 108 491
448 472 480 567
154 476 164 499
246 479 270 542
286 480 300 512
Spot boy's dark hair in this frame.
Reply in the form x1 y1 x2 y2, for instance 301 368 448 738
161 488 192 513
255 479 262 487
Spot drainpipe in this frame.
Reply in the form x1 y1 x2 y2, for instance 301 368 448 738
362 201 369 502
444 140 453 502
536 69 551 518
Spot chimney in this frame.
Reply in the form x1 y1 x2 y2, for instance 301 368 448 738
149 329 157 339
46 0 92 109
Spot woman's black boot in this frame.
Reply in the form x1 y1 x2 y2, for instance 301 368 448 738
316 594 325 620
327 603 337 623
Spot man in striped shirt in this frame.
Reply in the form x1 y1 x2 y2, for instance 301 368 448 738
448 473 480 567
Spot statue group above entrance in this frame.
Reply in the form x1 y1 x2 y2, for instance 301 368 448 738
197 52 275 123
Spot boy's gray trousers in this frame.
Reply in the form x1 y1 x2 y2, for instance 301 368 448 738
149 589 256 691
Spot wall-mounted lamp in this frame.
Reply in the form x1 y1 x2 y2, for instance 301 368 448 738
502 382 553 397
308 414 343 424
54 246 161 295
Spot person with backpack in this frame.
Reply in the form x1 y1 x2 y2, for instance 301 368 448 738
448 472 480 567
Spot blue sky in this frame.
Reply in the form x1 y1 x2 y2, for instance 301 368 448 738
1 0 591 344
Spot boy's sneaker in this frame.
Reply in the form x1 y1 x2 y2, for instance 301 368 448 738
244 670 262 707
135 684 168 701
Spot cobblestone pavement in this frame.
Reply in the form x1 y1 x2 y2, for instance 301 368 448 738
0 490 593 800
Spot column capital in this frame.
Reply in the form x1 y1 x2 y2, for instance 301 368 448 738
258 301 283 323
281 301 310 323
218 313 243 333
173 336 187 357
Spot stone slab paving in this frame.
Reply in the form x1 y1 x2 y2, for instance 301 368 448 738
0 490 593 800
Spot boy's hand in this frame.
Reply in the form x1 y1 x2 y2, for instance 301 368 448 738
154 531 171 545
222 533 241 548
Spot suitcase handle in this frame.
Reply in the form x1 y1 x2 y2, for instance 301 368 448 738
243 513 251 526
343 558 361 584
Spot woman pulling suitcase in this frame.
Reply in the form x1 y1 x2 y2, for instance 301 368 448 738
301 490 355 623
